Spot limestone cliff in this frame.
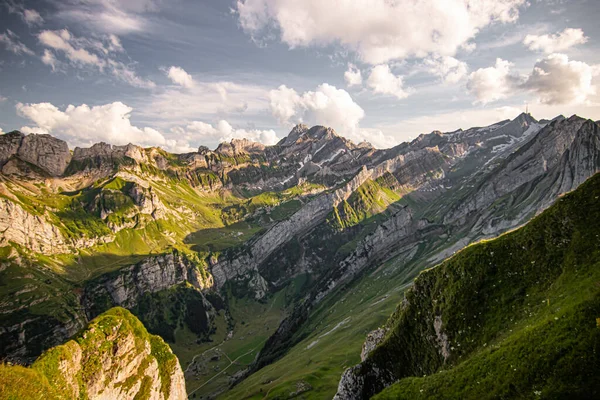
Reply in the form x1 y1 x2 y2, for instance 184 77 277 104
0 307 187 400
82 251 213 317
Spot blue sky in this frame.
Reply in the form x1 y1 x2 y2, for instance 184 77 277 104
0 0 599 151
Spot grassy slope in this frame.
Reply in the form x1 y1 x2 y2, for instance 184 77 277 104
367 173 600 399
0 307 181 400
181 289 288 397
221 254 417 399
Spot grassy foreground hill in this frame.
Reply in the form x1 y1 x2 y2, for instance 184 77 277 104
336 173 600 399
0 307 185 400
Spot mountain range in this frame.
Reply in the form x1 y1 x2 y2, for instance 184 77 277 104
1 112 599 399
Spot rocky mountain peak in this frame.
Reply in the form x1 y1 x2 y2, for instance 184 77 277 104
72 142 145 163
0 131 71 176
215 138 266 156
278 124 309 147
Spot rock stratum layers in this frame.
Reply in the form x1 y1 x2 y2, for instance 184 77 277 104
334 171 600 400
1 113 600 398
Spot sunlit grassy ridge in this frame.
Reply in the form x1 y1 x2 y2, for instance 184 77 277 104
356 173 600 399
0 307 181 400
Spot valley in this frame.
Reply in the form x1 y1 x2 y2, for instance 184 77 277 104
1 113 600 399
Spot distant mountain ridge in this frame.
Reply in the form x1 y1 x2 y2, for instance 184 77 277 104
1 113 599 398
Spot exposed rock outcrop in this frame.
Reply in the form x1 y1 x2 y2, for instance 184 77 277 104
0 131 24 167
83 251 213 316
0 132 71 176
0 197 69 254
0 307 187 400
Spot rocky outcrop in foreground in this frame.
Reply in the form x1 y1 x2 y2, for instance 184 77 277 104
334 172 600 399
0 307 187 400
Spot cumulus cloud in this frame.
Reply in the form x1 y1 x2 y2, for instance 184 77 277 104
344 64 362 87
467 58 519 103
268 83 396 147
37 29 155 88
425 56 469 84
522 53 598 105
0 30 34 56
523 28 588 53
236 0 526 64
367 65 411 99
16 101 167 148
172 120 279 149
165 66 195 88
269 83 365 135
14 99 281 152
39 30 102 66
467 54 599 105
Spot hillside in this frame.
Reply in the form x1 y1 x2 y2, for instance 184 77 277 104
1 114 599 397
335 173 600 399
0 307 186 399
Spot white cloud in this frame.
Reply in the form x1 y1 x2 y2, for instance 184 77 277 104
4 2 44 27
467 58 518 104
467 54 599 106
236 0 526 64
173 120 279 149
425 56 469 84
41 49 58 71
367 64 411 99
0 30 34 56
23 9 44 26
39 30 103 66
16 101 167 148
269 83 365 136
344 64 362 87
37 29 155 88
141 80 267 123
523 28 588 53
522 53 598 105
55 0 163 35
108 34 124 52
165 66 195 88
267 83 397 147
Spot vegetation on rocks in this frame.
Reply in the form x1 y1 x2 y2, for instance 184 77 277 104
0 307 185 400
348 172 600 399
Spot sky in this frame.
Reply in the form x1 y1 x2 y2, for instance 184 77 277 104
0 0 599 152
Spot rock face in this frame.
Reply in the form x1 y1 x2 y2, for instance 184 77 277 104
0 197 70 254
0 307 187 400
72 142 146 164
333 172 600 399
83 251 213 316
0 131 25 167
17 134 71 176
0 132 71 176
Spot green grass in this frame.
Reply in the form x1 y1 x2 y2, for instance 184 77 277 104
0 364 56 400
221 253 416 399
185 221 264 253
181 290 287 398
353 173 600 399
0 307 182 400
